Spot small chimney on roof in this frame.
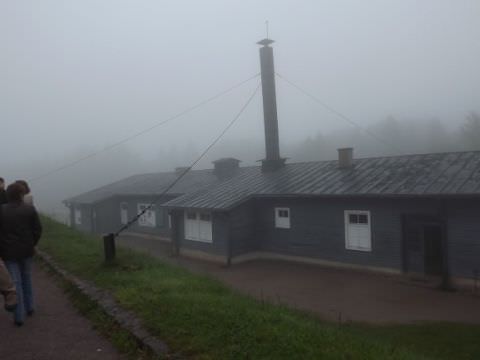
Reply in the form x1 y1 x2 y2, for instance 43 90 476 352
338 148 354 169
213 158 240 180
258 38 286 172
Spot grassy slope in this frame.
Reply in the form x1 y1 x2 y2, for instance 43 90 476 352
47 270 155 360
38 216 480 359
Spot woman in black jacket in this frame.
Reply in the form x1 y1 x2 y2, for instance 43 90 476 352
0 182 42 326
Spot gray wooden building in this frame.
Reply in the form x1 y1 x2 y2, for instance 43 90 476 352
65 38 480 288
64 168 222 238
163 38 480 288
165 150 480 288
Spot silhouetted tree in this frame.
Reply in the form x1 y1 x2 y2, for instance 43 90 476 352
460 112 480 150
426 118 452 153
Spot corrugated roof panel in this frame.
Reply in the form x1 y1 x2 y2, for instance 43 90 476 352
440 152 477 194
422 153 461 194
452 153 480 194
374 156 419 194
300 164 335 194
65 169 221 204
338 157 388 195
67 151 480 209
164 151 480 210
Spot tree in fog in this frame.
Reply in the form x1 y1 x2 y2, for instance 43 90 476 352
425 118 453 153
460 112 480 150
370 116 404 155
291 133 334 162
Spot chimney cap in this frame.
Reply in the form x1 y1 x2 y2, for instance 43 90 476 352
212 157 241 164
257 38 274 46
213 158 241 179
337 147 354 169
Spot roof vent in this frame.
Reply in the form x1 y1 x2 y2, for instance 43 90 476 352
338 148 354 169
212 158 240 180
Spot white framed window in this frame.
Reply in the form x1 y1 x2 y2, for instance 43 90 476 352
275 207 290 229
137 203 156 228
184 211 212 243
74 208 82 225
120 202 128 225
185 212 198 240
344 210 371 251
199 213 212 242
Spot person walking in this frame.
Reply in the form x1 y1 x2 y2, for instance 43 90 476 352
0 259 17 312
0 177 17 313
0 182 42 326
15 179 33 206
0 177 6 205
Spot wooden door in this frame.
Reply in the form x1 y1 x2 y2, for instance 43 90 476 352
402 215 445 276
423 225 443 276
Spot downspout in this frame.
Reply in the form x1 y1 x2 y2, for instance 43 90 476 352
400 215 408 273
92 207 96 234
67 203 74 228
169 210 180 256
226 212 232 267
439 199 453 291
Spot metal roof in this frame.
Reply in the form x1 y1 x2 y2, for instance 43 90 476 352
164 151 480 210
64 169 223 205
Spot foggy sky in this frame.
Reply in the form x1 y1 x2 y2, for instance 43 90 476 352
1 1 480 216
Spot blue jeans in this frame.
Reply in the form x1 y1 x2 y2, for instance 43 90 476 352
5 258 34 324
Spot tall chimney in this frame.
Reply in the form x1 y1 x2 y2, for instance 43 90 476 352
258 38 285 172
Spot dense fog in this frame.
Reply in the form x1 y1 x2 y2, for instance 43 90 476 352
1 1 479 220
3 112 478 222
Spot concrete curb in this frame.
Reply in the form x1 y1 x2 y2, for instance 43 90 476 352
36 250 173 358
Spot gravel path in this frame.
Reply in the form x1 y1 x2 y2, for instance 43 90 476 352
0 263 124 360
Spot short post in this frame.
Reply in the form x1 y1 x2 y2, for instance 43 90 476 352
439 220 454 291
103 233 116 262
473 269 479 294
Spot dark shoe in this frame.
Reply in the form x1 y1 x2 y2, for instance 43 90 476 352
27 310 34 317
14 321 24 327
4 304 17 312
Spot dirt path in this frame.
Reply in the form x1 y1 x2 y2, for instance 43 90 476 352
0 263 124 360
118 235 480 324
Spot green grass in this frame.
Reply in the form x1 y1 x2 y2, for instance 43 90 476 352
38 216 480 359
346 323 480 360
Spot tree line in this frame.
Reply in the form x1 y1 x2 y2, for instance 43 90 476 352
4 111 478 220
290 111 480 161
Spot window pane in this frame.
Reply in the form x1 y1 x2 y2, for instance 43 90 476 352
358 214 368 224
200 213 211 221
349 214 358 224
187 212 196 220
345 211 372 252
275 208 291 228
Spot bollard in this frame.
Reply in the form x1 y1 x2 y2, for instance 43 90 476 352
103 233 116 262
